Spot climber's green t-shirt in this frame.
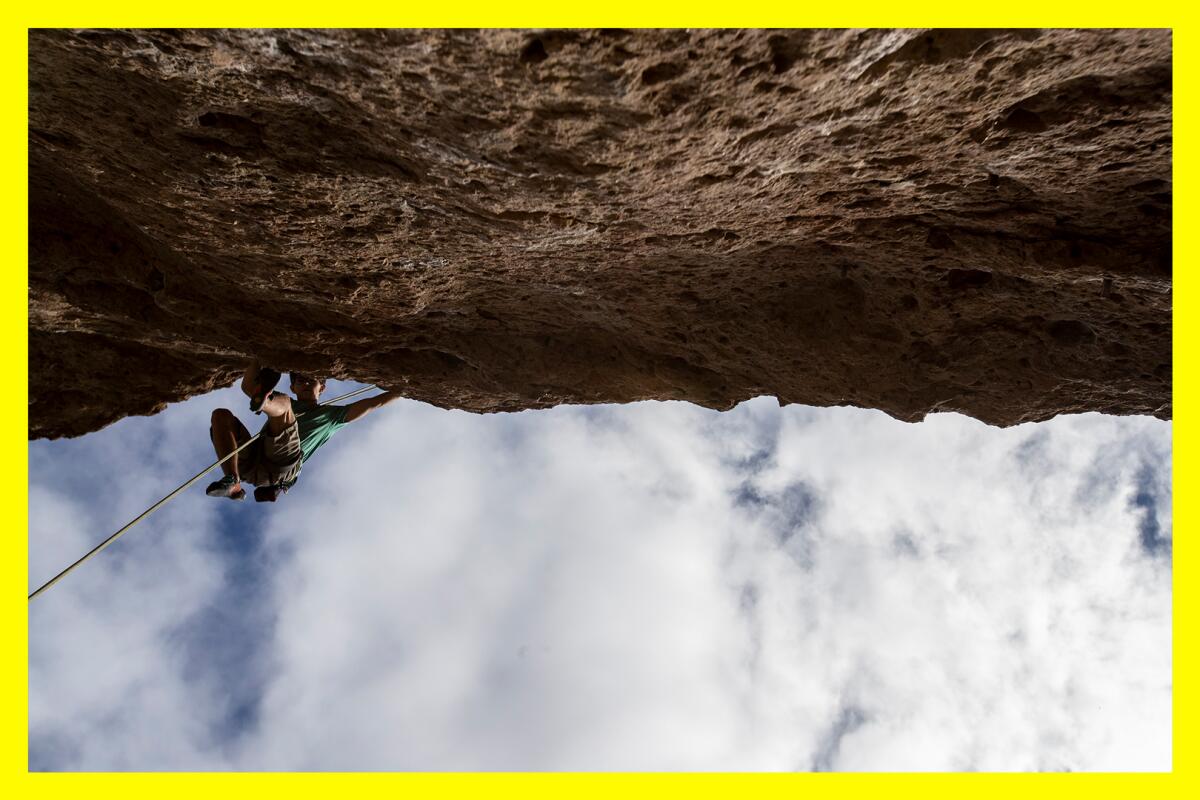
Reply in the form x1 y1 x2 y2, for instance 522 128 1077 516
293 399 350 464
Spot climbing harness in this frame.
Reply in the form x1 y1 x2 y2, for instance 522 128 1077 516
28 384 379 602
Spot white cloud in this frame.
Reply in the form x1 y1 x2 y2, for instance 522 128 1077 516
29 389 1172 771
29 384 253 770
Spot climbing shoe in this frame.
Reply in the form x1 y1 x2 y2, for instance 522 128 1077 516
254 485 280 503
249 367 282 414
206 475 246 501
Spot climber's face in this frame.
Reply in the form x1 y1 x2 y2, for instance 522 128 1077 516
290 373 324 402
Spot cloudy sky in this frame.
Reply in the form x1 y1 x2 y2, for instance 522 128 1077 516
28 380 1172 771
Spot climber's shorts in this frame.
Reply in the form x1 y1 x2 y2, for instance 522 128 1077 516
244 419 302 487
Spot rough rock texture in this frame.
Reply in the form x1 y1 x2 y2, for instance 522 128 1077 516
29 28 1172 439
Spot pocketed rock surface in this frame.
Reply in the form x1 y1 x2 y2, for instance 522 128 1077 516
29 28 1171 438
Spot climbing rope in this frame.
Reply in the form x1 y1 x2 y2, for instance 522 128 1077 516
28 384 380 602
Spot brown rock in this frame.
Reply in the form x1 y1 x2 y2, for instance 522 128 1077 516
28 28 1172 438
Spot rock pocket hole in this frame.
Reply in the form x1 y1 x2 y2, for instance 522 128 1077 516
641 62 685 86
1047 319 1096 346
946 268 992 289
1000 106 1048 133
519 38 548 64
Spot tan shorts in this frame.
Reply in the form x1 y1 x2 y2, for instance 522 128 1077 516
240 419 303 488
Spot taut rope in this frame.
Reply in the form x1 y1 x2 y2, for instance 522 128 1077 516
28 384 379 601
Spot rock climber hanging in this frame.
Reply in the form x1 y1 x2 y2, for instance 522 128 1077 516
207 360 402 502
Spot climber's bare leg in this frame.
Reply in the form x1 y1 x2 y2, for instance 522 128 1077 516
210 408 250 479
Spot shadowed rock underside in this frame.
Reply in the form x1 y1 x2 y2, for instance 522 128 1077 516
29 28 1171 438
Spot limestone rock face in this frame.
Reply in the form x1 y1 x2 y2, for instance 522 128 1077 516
29 28 1172 439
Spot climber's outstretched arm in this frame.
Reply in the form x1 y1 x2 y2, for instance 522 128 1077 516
343 390 403 424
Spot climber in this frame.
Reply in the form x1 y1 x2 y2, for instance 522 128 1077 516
205 360 402 502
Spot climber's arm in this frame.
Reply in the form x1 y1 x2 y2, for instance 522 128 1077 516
343 390 403 424
240 359 264 398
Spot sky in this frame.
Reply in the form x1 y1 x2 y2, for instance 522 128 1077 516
28 379 1172 771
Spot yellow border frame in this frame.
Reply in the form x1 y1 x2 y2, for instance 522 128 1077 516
10 5 1185 794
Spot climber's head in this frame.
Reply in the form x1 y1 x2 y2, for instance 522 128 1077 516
290 372 325 402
